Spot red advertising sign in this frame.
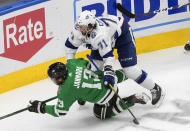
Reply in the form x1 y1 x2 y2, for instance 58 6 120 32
1 8 53 62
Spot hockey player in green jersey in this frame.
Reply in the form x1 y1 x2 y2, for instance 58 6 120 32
28 58 149 120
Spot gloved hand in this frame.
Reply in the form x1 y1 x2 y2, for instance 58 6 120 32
28 100 46 114
103 65 115 89
77 100 86 105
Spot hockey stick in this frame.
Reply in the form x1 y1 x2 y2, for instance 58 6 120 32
86 54 140 125
0 96 57 120
116 2 190 18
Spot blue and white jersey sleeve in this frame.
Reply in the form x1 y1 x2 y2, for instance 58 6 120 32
91 32 115 67
65 24 83 60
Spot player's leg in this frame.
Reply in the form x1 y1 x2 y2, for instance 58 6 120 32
117 44 165 107
115 23 165 107
93 93 149 120
93 94 118 120
111 93 150 117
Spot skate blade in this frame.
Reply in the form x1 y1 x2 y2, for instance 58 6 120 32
153 90 165 108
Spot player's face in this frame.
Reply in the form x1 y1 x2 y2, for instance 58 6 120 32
51 77 64 85
79 25 93 36
79 25 87 35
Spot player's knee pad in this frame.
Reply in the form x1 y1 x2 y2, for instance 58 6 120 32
123 65 142 80
93 95 118 120
124 66 155 90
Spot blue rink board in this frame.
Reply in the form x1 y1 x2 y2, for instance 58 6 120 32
0 0 50 16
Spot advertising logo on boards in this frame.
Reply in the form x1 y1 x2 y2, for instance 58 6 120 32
0 8 53 62
74 0 189 22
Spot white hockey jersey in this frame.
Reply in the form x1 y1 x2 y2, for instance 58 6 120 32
65 15 124 66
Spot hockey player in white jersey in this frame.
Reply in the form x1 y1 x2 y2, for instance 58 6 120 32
64 10 165 107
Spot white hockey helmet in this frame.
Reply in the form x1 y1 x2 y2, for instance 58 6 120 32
77 10 96 26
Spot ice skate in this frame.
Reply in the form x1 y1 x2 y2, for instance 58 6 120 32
150 84 165 107
122 92 151 105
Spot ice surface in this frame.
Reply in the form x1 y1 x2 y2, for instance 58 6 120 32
1 46 190 131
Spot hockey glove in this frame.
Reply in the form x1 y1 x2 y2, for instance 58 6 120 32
28 100 46 114
77 100 86 105
103 65 115 89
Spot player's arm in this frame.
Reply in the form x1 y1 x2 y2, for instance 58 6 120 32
28 92 76 117
28 98 74 117
94 35 115 88
65 25 82 61
44 98 68 117
45 87 77 117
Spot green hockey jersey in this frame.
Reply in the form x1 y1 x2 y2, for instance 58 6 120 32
45 58 125 117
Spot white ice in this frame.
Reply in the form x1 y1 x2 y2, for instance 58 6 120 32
0 46 190 131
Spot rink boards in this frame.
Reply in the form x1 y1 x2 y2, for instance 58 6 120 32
0 0 190 93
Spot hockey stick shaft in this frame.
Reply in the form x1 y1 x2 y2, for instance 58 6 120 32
87 55 101 73
0 96 57 120
86 54 139 125
108 84 139 124
117 2 190 18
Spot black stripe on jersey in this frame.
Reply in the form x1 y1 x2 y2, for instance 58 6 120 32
100 88 118 104
59 113 66 116
113 101 121 113
100 19 109 26
100 89 112 103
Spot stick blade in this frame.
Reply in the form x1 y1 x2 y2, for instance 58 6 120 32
133 119 140 125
